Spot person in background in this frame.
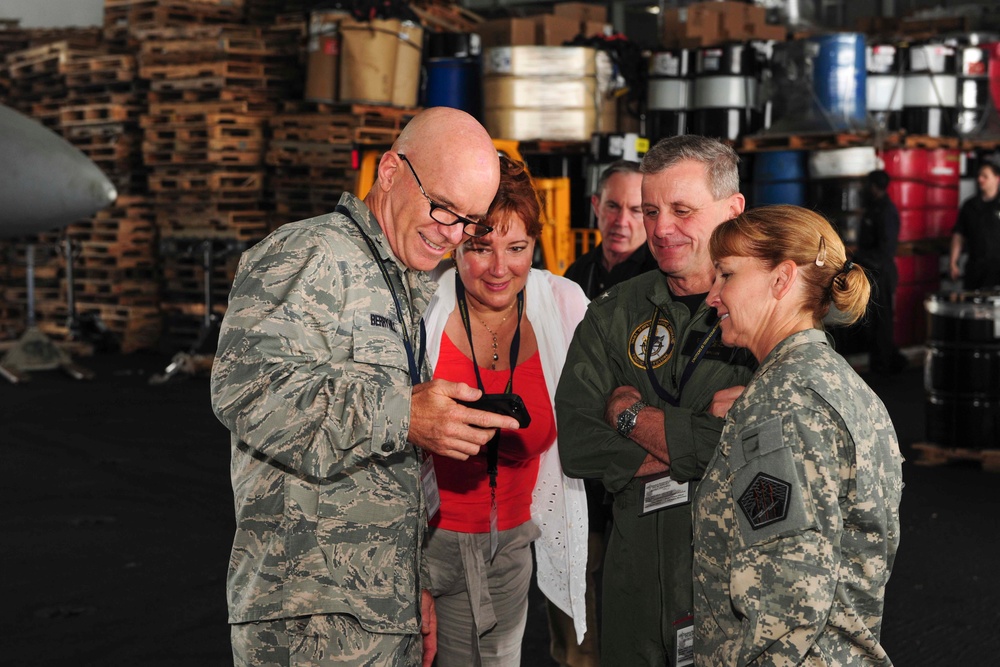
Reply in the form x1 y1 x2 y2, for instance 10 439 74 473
556 135 755 667
855 169 907 374
696 204 903 666
563 159 659 299
552 157 656 667
950 161 1000 290
421 156 590 666
211 108 520 667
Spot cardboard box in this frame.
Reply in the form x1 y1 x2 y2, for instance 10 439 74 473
485 107 599 141
484 75 599 109
484 46 597 78
745 22 786 41
687 5 721 45
478 17 536 48
534 14 581 46
553 2 608 24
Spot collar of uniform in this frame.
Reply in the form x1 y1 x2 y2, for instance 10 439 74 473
644 274 715 321
753 328 829 379
337 191 406 272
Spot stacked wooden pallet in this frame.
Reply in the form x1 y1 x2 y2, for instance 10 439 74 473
268 103 419 226
132 20 302 349
0 27 161 352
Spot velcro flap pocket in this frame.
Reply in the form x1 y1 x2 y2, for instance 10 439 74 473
731 416 817 548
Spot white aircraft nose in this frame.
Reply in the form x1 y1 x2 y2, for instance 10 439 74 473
0 104 117 238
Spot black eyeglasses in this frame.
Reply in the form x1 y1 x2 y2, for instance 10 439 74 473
397 153 493 238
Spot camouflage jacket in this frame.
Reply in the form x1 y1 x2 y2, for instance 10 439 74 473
211 192 434 632
693 328 903 666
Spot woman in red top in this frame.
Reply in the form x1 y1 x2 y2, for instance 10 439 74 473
422 157 590 665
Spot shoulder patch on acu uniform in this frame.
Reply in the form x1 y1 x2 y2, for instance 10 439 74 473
628 318 675 369
737 472 791 529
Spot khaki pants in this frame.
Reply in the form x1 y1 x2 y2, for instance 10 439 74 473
231 614 420 667
424 521 541 667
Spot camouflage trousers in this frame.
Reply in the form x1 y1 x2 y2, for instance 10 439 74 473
231 613 421 667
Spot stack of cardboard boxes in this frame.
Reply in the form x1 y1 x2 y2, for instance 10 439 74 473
662 1 785 48
479 2 616 141
478 2 611 49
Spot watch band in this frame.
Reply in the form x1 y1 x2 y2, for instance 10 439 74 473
616 399 648 438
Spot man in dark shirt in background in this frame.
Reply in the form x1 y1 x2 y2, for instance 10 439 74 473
855 169 907 374
950 161 1000 290
564 159 659 299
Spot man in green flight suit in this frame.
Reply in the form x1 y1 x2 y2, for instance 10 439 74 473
556 135 755 667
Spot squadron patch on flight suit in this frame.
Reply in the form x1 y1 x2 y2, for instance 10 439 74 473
737 472 791 529
628 318 675 369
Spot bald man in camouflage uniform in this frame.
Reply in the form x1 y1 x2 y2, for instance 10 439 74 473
211 108 519 667
693 328 903 665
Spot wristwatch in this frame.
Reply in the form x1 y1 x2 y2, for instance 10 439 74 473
616 399 648 438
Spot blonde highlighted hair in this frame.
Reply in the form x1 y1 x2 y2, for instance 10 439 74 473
710 204 870 325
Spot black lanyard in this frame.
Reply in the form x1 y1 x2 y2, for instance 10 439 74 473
455 271 524 488
337 204 425 386
644 304 721 407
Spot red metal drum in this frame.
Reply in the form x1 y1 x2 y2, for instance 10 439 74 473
898 208 927 241
888 179 928 208
925 185 960 208
896 254 917 283
924 148 962 185
925 208 959 237
881 148 928 180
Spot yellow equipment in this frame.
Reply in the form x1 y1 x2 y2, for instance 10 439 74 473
352 140 588 275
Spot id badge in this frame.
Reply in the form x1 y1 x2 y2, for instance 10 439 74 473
639 472 690 515
421 455 440 521
674 615 694 667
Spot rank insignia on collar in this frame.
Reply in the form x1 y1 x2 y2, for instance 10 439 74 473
628 318 675 369
737 472 791 529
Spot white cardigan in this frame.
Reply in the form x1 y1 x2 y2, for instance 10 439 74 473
423 267 590 645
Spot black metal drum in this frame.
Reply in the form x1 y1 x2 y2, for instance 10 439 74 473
924 291 1000 449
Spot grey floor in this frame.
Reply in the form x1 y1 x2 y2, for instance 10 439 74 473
2 351 996 666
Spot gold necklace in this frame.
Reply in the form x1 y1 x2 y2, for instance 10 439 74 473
475 302 516 370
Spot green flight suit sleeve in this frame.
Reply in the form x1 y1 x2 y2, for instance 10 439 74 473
665 409 726 482
556 307 648 494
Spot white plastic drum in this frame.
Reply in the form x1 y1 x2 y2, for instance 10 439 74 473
867 43 904 131
807 146 878 179
903 42 959 137
647 49 690 139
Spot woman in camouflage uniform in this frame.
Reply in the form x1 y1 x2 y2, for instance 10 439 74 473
694 204 904 665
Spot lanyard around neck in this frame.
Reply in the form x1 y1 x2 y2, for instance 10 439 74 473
337 204 425 386
455 271 524 494
455 271 524 394
644 304 721 407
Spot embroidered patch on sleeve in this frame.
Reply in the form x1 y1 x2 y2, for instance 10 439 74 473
737 472 791 530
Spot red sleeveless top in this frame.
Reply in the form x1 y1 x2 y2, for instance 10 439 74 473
429 331 556 532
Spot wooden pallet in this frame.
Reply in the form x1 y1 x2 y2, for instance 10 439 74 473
269 114 355 144
139 35 297 65
144 115 265 141
740 131 875 152
884 133 961 149
266 141 354 169
912 443 1000 472
146 87 277 108
147 167 264 192
60 103 142 126
103 1 246 30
